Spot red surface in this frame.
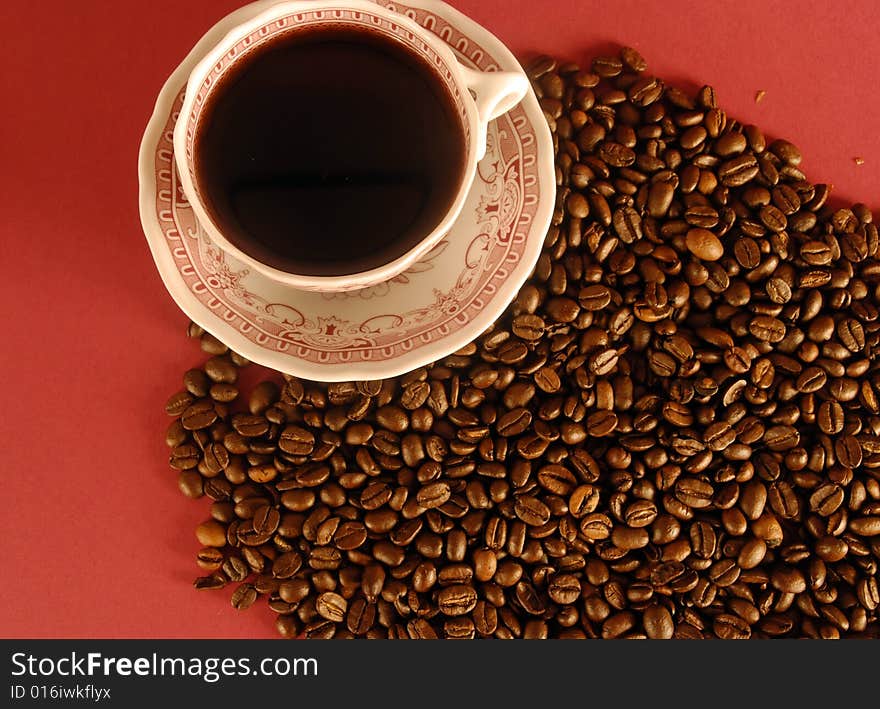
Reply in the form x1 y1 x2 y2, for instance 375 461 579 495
1 0 877 638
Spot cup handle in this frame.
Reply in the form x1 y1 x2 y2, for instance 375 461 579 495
458 65 530 160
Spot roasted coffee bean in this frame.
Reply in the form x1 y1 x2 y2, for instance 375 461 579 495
547 574 581 605
579 513 613 540
272 552 303 579
546 297 580 323
165 419 188 449
685 228 723 261
222 556 249 583
763 425 799 451
719 154 759 187
209 382 238 403
769 139 802 165
737 538 767 569
586 411 618 437
438 585 478 616
592 55 623 77
624 499 658 528
537 465 577 496
765 277 791 304
303 620 336 639
166 390 195 417
230 583 258 610
170 443 200 471
838 318 865 352
497 408 533 437
417 481 452 509
196 547 224 571
850 517 880 536
184 369 211 397
252 506 280 536
195 520 227 548
193 573 227 591
771 566 807 594
401 381 431 410
675 478 715 509
620 46 647 72
167 45 880 641
181 400 218 431
279 425 315 455
347 598 376 635
714 131 747 156
473 600 498 636
579 284 613 311
611 525 649 550
690 520 717 559
231 413 268 438
375 405 409 433
643 604 674 639
647 176 676 217
333 521 368 550
713 613 751 639
515 496 551 526
534 367 561 393
703 422 735 451
570 485 601 517
749 316 786 343
315 592 347 622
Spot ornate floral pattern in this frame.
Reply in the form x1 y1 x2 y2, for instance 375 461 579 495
323 240 450 301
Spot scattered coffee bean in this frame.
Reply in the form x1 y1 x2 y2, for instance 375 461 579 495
315 592 347 622
231 583 258 610
164 46 880 640
685 228 723 261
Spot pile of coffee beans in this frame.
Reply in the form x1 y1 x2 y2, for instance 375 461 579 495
165 47 880 638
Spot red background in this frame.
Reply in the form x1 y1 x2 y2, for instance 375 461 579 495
1 0 877 638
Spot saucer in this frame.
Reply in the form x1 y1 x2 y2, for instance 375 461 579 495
139 0 554 381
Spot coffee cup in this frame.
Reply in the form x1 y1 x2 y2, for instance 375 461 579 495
173 0 529 292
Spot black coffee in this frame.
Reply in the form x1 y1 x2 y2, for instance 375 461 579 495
194 26 467 276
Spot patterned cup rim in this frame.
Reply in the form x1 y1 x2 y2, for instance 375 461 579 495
140 0 555 381
173 0 487 293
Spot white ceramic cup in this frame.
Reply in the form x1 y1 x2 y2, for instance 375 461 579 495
173 0 529 292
